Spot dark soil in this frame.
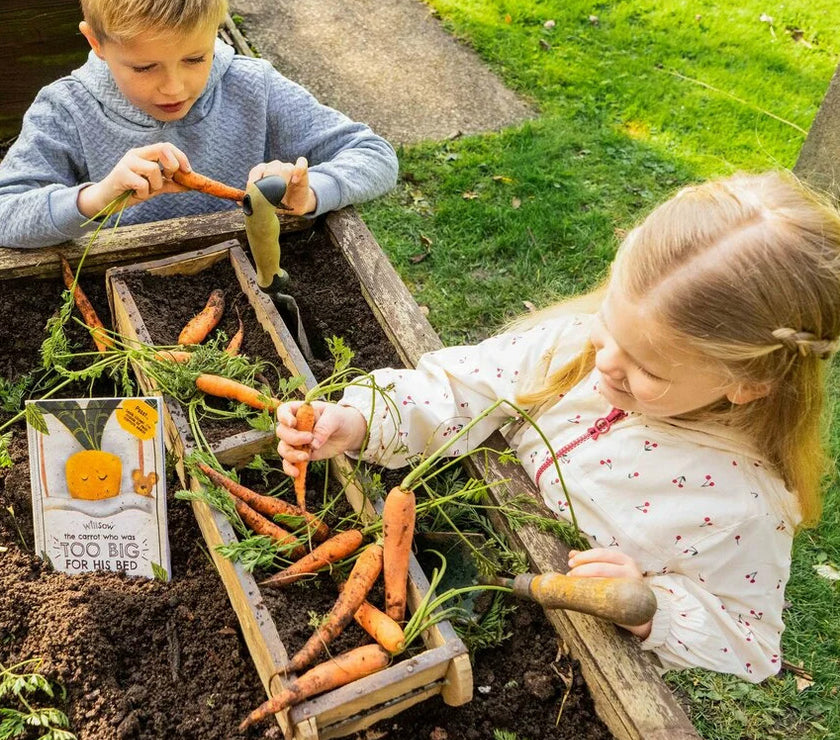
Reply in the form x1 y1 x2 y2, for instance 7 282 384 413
0 228 612 740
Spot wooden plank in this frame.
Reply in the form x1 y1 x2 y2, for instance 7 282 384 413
338 207 701 739
0 209 310 279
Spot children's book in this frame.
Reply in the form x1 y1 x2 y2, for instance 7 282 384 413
26 397 170 580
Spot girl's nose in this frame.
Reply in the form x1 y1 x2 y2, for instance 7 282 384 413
594 340 625 380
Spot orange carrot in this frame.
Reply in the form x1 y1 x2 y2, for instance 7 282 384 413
352 596 405 654
153 350 193 363
287 543 383 674
59 254 113 352
171 169 246 201
224 309 244 356
259 529 364 588
239 644 390 730
195 374 279 411
382 486 416 622
232 498 305 560
178 289 225 345
198 463 329 541
292 402 317 512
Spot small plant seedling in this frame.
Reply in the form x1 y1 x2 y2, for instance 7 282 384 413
0 658 76 740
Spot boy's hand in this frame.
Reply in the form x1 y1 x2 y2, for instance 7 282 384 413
248 156 317 215
568 548 652 638
275 401 368 478
77 143 192 217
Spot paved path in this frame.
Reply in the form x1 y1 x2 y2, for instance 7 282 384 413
231 0 535 146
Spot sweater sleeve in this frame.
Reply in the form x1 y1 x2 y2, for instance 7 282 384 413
640 513 791 682
0 87 97 248
262 65 398 216
339 320 585 468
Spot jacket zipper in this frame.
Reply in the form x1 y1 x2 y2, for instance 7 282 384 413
534 407 627 486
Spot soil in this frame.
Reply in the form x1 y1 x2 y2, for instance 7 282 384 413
0 230 612 740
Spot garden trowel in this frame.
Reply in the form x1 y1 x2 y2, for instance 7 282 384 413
242 176 314 362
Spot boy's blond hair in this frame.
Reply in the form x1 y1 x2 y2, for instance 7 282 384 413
518 171 840 527
80 0 228 43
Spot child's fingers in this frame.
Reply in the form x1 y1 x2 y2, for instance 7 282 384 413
567 547 629 568
275 401 303 428
280 455 299 479
291 156 308 185
566 562 628 579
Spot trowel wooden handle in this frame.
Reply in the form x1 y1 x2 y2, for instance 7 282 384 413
512 572 657 626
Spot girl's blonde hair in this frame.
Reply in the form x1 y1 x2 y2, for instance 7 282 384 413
518 171 840 527
81 0 228 43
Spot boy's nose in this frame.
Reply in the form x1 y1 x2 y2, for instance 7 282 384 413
158 73 185 97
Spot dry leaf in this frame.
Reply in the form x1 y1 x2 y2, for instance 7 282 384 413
492 175 514 184
409 251 429 264
589 15 599 25
760 13 774 24
544 19 556 29
511 197 522 209
217 626 237 636
614 227 628 240
505 14 512 24
462 191 480 200
420 234 432 248
796 675 814 692
813 562 840 581
523 300 537 312
419 305 430 316
540 39 552 51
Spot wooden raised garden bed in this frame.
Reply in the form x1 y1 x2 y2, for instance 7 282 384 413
105 238 473 739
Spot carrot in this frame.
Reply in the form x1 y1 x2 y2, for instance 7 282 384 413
259 529 364 588
224 309 244 355
171 169 246 201
232 498 305 560
382 486 416 622
178 289 225 345
197 463 330 541
195 374 279 411
352 595 405 654
292 402 317 512
153 350 193 363
59 254 113 352
286 543 384 674
239 644 390 730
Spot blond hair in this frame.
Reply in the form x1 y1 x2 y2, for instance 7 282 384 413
518 171 840 527
80 0 228 43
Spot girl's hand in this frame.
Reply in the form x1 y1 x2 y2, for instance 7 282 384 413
567 548 652 639
248 156 317 215
275 401 368 478
78 143 191 217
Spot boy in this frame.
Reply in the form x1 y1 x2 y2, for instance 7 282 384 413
0 0 398 248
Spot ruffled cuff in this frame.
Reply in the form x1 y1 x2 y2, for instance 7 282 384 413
640 583 673 650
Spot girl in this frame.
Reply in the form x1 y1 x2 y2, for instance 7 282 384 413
275 171 840 682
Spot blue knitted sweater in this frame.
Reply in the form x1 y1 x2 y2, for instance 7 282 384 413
0 40 398 248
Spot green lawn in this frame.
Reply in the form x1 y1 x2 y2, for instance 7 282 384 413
357 2 840 738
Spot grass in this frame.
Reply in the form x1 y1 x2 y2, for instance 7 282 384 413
355 1 840 738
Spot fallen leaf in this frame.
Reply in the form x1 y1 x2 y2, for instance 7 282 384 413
511 197 522 209
505 14 512 24
544 19 556 29
760 13 774 24
813 562 840 581
796 675 814 692
217 626 237 636
614 227 628 240
523 300 537 312
419 305 430 316
409 251 429 264
540 39 552 51
462 191 480 200
589 15 599 25
420 234 433 248
492 175 514 184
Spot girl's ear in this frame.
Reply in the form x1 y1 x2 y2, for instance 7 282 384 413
79 22 105 59
726 382 771 405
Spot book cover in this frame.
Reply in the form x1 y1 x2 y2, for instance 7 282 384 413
26 396 170 580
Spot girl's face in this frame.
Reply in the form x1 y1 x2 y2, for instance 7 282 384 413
81 23 217 122
590 284 741 418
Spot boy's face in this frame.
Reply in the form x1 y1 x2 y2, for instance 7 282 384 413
80 22 217 122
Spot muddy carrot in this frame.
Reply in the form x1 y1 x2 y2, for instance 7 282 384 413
171 170 246 201
286 543 384 674
292 402 317 512
239 644 390 730
224 309 244 355
197 463 329 541
382 486 416 622
178 289 225 345
352 595 405 654
195 374 279 411
259 529 364 588
153 350 193 363
232 498 306 560
59 255 113 352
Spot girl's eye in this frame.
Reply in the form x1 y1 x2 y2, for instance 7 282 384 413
637 364 662 381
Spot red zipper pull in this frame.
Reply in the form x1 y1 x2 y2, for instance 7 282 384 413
587 408 626 439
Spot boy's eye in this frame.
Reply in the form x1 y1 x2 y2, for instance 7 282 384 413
132 64 154 73
185 55 207 65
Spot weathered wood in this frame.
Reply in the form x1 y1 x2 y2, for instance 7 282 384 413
0 209 310 279
794 61 840 199
340 209 700 739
